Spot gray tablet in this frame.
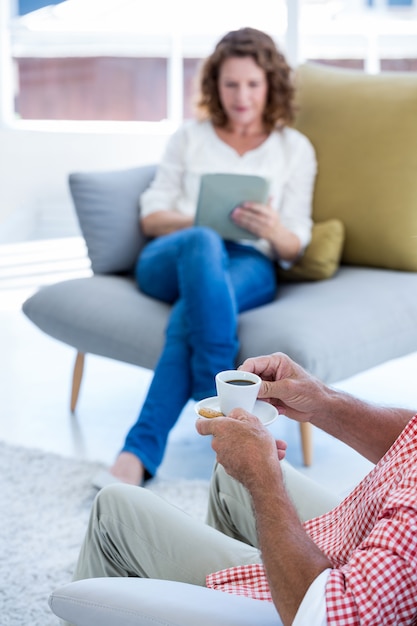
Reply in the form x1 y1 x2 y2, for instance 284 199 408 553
195 173 270 241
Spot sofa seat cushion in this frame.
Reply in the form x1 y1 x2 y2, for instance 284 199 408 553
294 63 417 272
239 266 417 383
22 276 168 370
22 267 417 384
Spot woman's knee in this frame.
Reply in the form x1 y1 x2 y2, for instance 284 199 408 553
184 226 224 257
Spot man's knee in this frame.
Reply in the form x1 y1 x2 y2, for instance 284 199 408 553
95 484 157 521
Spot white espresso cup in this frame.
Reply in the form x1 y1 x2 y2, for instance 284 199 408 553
215 369 261 415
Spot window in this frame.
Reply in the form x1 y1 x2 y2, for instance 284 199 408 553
3 0 417 125
8 0 288 123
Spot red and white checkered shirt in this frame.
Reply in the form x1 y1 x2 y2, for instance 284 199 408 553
206 414 417 625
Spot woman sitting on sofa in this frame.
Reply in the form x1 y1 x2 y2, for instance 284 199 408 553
105 26 317 486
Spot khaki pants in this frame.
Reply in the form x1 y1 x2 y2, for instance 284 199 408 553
72 460 339 587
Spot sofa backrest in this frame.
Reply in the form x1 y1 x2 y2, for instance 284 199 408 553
294 63 417 272
69 164 156 275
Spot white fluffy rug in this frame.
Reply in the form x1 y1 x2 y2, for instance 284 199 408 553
0 441 209 626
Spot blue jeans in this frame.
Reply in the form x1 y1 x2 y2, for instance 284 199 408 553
122 227 277 476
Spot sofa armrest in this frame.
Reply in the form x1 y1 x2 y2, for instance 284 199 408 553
49 578 282 626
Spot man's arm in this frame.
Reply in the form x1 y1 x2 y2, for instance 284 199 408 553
309 390 413 464
250 462 332 625
241 352 414 464
196 412 332 626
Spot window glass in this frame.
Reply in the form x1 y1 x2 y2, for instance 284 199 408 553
15 57 168 121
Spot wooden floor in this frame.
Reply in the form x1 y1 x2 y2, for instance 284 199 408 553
2 234 417 494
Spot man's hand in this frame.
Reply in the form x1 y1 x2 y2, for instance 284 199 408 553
239 352 329 425
196 410 286 492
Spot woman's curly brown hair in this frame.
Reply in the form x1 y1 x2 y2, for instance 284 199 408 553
195 27 295 132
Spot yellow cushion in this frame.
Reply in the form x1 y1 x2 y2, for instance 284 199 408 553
278 219 345 281
294 63 417 272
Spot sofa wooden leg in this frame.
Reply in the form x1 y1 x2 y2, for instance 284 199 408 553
70 351 85 413
300 422 313 466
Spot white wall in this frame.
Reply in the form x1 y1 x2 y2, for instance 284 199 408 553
0 123 172 242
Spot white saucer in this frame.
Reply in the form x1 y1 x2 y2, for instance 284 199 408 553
194 396 277 426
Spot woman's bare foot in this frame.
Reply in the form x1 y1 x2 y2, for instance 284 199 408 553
110 451 145 486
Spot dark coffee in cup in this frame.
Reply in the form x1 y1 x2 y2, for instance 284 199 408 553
226 379 255 386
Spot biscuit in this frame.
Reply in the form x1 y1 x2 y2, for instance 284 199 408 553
198 407 224 419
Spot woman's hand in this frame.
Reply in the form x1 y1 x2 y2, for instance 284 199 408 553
231 202 301 261
231 200 278 239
